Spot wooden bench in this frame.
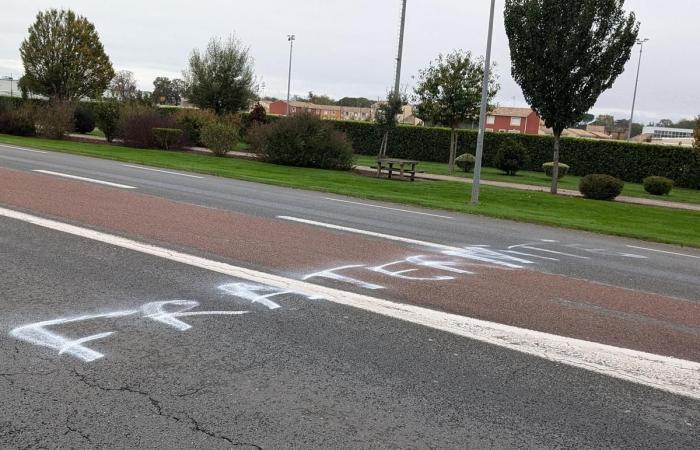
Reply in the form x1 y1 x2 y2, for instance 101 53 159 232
376 158 419 181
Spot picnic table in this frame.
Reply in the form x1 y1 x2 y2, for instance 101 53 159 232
376 158 419 181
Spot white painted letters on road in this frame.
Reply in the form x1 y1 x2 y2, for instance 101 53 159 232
303 265 384 290
141 300 249 331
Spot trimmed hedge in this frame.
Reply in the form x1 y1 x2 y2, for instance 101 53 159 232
580 174 624 200
643 176 674 196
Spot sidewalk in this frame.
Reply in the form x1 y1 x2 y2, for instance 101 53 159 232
354 165 700 212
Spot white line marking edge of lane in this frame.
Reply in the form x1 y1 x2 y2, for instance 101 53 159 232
121 164 204 179
323 197 454 219
1 206 698 400
0 144 47 153
627 245 700 260
32 170 137 189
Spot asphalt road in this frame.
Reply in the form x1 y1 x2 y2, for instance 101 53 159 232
1 217 698 449
1 143 698 300
1 143 699 448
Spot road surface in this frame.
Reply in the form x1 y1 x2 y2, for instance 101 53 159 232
0 143 698 448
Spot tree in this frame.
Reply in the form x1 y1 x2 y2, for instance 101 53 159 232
184 36 256 114
108 70 138 101
694 116 700 149
375 92 405 158
656 118 674 128
20 9 114 101
591 114 615 132
338 97 374 108
153 77 186 105
301 92 336 105
614 118 642 138
504 0 639 193
413 50 498 174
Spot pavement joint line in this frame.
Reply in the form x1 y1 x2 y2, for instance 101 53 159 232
32 169 137 190
322 197 454 220
277 216 461 251
626 245 700 260
121 164 205 179
0 144 47 154
1 205 699 400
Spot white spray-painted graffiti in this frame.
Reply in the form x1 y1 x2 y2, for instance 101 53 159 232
218 282 323 310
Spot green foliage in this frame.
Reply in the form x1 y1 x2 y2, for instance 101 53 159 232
455 153 476 172
200 122 239 156
0 105 37 136
20 9 114 100
643 176 674 196
338 97 374 108
108 70 138 101
494 140 529 175
117 104 176 148
153 77 186 105
260 114 354 170
248 102 267 124
504 0 639 192
73 105 96 134
543 162 570 179
94 100 120 142
36 101 75 139
174 108 217 146
184 36 256 114
694 117 700 149
579 174 624 200
152 128 184 150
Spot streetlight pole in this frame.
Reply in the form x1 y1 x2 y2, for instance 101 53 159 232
627 38 648 140
470 0 496 205
394 0 408 95
286 35 295 116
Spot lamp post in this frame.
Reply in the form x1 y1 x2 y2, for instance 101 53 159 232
286 35 295 116
470 0 496 205
627 38 649 140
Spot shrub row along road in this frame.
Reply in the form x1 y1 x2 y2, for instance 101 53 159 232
0 143 698 448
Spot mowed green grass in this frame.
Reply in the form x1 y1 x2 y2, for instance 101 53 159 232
1 133 698 247
355 155 700 205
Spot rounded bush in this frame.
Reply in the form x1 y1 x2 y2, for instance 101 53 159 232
542 162 570 179
201 122 239 156
455 153 476 173
643 176 674 196
73 105 96 134
152 127 184 150
260 114 354 170
579 174 624 200
494 140 529 175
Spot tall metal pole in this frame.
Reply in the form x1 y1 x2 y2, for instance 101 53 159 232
627 38 648 140
470 0 496 205
286 35 295 116
394 0 408 95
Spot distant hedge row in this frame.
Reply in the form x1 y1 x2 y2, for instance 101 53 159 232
243 114 700 189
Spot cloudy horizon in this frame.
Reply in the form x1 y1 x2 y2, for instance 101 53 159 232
1 0 697 124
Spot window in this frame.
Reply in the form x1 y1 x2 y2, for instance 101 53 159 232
487 115 495 124
510 116 522 126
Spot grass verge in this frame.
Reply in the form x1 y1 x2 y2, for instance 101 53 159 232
1 133 698 248
355 155 700 205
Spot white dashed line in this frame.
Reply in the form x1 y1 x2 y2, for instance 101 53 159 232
32 170 136 189
323 197 454 219
121 164 204 179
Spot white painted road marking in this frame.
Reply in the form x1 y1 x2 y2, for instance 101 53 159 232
627 245 700 260
2 206 698 400
323 197 454 219
0 144 48 154
32 170 137 189
121 164 204 179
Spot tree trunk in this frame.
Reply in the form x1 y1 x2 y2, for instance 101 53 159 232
378 131 389 158
449 128 457 175
551 130 561 194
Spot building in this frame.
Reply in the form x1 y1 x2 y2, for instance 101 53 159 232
485 107 541 135
269 100 374 121
640 126 695 147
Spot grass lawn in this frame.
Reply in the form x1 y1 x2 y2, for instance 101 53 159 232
355 155 700 205
1 133 698 248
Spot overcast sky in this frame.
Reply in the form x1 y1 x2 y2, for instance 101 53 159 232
1 0 697 123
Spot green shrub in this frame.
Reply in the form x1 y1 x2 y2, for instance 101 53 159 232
152 128 184 150
643 176 674 196
579 174 624 200
260 114 354 170
117 104 176 148
248 102 267 124
455 153 476 172
175 108 217 147
200 122 239 156
542 162 570 179
94 101 120 142
73 104 96 134
494 140 529 175
0 106 36 136
36 101 75 139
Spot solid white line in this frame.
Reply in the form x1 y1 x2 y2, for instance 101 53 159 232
504 250 559 261
32 170 136 189
323 197 454 219
121 164 204 179
627 245 700 260
277 216 460 251
1 206 698 400
0 144 47 154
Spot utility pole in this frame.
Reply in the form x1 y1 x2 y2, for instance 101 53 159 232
394 0 407 95
470 0 496 205
627 38 649 140
286 35 295 116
